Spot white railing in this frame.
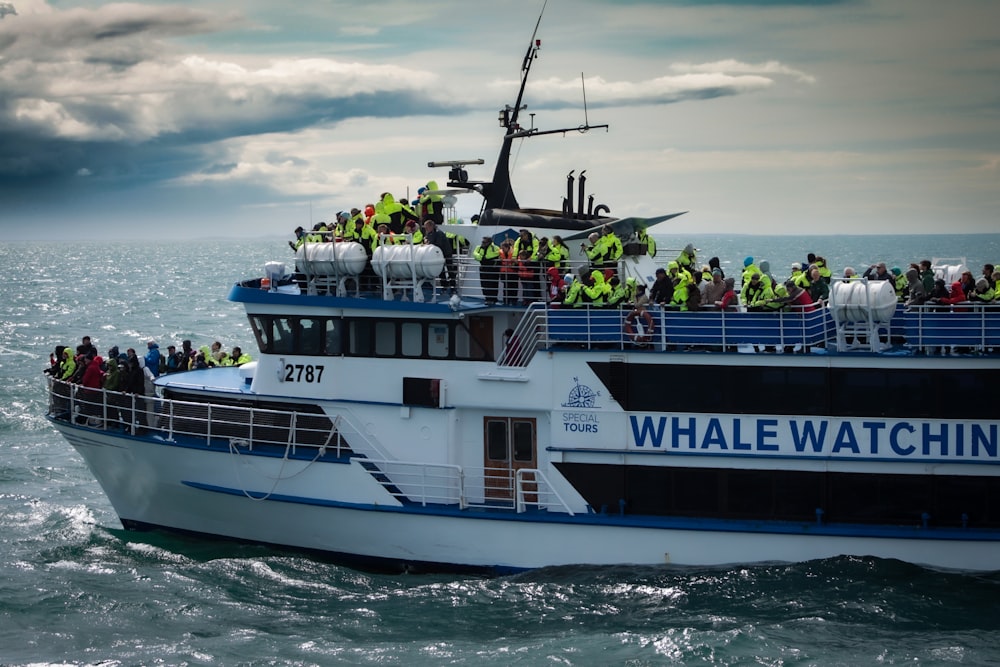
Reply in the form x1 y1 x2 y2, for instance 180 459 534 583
358 458 575 514
46 378 345 455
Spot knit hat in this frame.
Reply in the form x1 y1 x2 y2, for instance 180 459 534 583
744 256 754 267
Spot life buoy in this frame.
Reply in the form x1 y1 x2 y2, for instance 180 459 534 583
623 309 654 344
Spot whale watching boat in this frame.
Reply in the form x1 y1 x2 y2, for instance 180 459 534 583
46 18 1000 574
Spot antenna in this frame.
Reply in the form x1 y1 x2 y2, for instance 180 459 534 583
581 73 589 128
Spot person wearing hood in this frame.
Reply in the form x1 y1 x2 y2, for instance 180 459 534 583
582 270 611 306
418 180 444 224
932 281 968 309
969 278 996 304
81 355 105 389
381 191 414 233
758 260 776 291
546 267 566 303
669 262 694 311
904 268 927 307
144 341 161 377
563 273 584 307
59 347 77 382
740 256 760 289
102 356 121 392
601 226 623 271
676 243 697 275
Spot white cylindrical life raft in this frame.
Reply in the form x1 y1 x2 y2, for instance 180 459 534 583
830 279 897 323
295 242 367 276
371 244 444 280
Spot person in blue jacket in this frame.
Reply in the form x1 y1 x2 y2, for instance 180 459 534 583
144 341 161 378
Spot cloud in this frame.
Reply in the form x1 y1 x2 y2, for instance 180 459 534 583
671 59 816 84
516 72 777 109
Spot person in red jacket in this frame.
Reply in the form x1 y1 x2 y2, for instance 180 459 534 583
785 281 816 312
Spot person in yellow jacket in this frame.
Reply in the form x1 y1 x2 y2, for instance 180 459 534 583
676 243 697 275
668 261 693 311
601 226 623 270
473 237 502 304
512 228 538 261
395 220 422 245
742 272 774 311
545 235 570 270
583 270 611 305
222 347 253 366
563 274 585 307
636 227 657 258
419 181 444 224
741 256 761 289
583 232 606 268
288 226 306 252
59 347 77 381
970 279 996 303
814 256 832 283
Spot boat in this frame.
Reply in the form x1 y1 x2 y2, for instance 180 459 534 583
45 17 1000 575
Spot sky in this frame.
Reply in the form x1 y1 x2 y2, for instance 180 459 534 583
0 0 998 240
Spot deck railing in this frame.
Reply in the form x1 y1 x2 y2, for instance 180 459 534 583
496 299 1000 367
46 378 576 514
359 459 575 514
47 377 347 454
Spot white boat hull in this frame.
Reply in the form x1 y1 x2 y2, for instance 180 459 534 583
56 422 1000 573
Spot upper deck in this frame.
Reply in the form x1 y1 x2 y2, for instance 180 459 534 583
233 250 1000 367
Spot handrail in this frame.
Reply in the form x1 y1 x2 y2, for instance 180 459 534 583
46 377 343 454
495 300 1000 362
516 468 575 516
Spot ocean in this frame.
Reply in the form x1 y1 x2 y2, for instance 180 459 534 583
3 234 1000 665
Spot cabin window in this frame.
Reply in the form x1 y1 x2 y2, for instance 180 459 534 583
485 420 509 461
248 315 271 353
401 322 423 356
428 324 450 358
512 421 534 462
299 318 324 355
246 315 489 361
348 320 373 356
324 319 342 355
272 318 295 354
374 321 397 356
402 377 441 408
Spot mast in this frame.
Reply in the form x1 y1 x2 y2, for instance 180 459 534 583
443 0 608 213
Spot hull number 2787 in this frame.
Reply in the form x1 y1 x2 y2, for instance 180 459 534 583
284 364 325 383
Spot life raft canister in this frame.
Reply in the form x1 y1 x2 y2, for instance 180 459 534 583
623 308 654 344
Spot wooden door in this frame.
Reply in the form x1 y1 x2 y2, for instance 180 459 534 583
483 417 537 502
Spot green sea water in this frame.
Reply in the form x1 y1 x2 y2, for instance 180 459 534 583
2 236 1000 665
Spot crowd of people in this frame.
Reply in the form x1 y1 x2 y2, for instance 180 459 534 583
45 335 252 397
284 188 1000 313
858 261 999 307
